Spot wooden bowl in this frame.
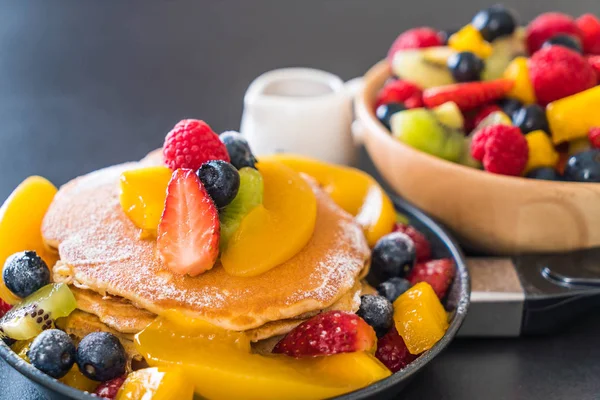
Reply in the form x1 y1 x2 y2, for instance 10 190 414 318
356 60 600 255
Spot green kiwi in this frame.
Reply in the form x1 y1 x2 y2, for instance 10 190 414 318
220 167 264 249
0 283 76 341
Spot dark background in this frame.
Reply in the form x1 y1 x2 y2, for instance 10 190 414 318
1 1 600 399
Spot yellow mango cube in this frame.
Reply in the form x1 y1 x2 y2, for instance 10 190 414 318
393 282 449 355
547 86 600 144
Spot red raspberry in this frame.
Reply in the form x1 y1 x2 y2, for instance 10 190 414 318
94 375 126 399
393 223 431 263
0 298 11 318
407 258 456 299
589 128 600 149
525 12 581 55
163 119 230 171
470 125 528 176
528 46 596 106
375 326 417 373
577 14 600 54
387 27 443 64
375 80 423 109
587 55 600 82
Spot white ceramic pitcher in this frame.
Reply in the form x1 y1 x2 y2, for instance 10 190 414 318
240 68 363 166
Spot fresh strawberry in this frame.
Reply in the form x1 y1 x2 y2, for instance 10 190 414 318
529 46 596 106
393 223 431 263
0 298 11 318
163 119 230 171
408 258 456 299
157 169 220 277
587 55 600 81
94 375 126 400
375 80 423 109
387 27 443 64
589 128 600 149
470 124 528 176
375 326 417 373
577 14 600 54
272 311 376 358
525 12 581 55
422 79 514 112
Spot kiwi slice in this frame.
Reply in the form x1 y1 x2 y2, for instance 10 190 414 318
220 167 264 249
0 283 76 341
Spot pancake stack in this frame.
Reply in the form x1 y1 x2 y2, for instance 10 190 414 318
42 151 371 360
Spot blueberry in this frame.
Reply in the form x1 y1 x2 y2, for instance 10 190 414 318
371 232 416 281
76 332 126 381
447 51 485 83
220 131 257 170
376 103 406 130
28 329 76 378
471 4 518 42
377 277 411 303
498 98 522 118
2 251 50 298
526 167 563 181
197 160 240 208
564 150 600 183
542 35 583 54
357 295 394 338
512 105 550 135
439 28 459 46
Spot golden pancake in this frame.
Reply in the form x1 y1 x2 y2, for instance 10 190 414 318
69 279 361 342
70 287 155 334
43 158 370 332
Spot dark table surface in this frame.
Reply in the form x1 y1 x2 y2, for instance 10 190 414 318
1 1 600 399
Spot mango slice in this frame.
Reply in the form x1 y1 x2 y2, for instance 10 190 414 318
0 176 58 304
135 317 390 400
265 155 396 246
119 166 172 237
221 160 317 277
116 367 193 400
393 282 449 355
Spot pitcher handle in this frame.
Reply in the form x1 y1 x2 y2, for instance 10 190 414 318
344 77 366 146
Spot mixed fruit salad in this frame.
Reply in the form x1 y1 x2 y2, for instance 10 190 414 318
377 5 600 182
0 119 456 399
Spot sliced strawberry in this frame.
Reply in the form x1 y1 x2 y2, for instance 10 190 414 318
423 79 514 112
94 375 126 400
0 298 11 318
375 80 423 109
157 169 220 277
272 311 376 358
375 326 417 373
407 258 455 299
393 223 431 263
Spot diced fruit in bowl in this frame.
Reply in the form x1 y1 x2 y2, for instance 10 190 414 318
377 7 600 181
390 108 465 162
391 48 455 89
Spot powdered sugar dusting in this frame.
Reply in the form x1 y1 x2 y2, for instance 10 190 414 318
44 160 370 331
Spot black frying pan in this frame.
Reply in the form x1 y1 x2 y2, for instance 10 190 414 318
0 196 470 400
